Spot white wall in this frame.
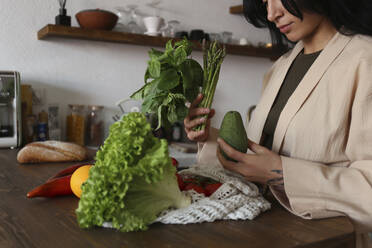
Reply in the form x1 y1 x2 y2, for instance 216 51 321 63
0 0 273 139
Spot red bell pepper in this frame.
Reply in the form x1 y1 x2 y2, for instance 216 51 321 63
171 157 179 168
184 183 206 195
176 173 186 190
27 175 73 198
46 162 92 182
204 182 222 196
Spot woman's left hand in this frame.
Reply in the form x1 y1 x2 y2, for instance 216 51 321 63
217 138 284 186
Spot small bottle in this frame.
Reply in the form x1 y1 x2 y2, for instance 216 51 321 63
66 104 85 146
85 105 104 149
25 115 37 143
37 110 49 141
171 122 183 142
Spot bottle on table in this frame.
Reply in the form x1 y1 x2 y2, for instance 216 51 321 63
85 105 104 149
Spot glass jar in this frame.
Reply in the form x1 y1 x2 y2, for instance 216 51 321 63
85 105 104 149
66 104 85 146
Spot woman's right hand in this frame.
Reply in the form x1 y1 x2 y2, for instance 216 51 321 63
184 94 215 142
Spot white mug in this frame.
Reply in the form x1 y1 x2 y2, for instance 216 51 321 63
143 16 165 34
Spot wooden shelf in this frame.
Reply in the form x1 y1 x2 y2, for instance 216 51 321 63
37 24 282 60
229 5 243 15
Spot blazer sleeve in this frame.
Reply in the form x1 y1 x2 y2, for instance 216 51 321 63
196 127 220 165
279 56 372 232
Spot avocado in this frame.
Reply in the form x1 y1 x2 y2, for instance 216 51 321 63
218 111 248 162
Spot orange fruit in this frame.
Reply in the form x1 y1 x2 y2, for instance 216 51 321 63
70 165 92 198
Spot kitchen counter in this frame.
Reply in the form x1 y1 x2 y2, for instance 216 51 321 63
0 148 355 248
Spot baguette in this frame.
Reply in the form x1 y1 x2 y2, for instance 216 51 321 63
17 141 88 164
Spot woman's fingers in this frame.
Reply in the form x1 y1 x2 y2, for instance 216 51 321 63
189 93 203 109
184 116 207 130
183 94 215 142
247 138 267 154
208 109 215 118
188 107 210 119
217 138 245 162
216 147 255 177
184 108 211 130
216 147 237 169
187 129 206 141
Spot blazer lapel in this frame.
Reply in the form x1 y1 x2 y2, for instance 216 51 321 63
271 32 353 153
248 42 304 144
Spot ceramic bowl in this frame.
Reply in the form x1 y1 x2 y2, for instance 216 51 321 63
76 9 118 30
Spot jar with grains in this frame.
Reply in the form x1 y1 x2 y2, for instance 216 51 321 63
66 104 85 146
86 105 104 149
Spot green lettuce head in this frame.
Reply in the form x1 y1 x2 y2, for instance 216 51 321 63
76 112 190 231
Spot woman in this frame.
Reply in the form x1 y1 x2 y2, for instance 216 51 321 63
184 0 372 247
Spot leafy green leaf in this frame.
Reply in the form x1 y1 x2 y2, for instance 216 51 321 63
142 93 167 114
189 60 204 87
165 40 174 54
156 105 165 130
174 38 192 56
148 48 164 60
162 93 187 124
176 103 188 120
167 104 178 123
131 84 146 100
148 59 161 78
144 68 151 83
174 46 187 66
180 59 203 89
131 78 160 100
179 59 203 102
157 69 180 91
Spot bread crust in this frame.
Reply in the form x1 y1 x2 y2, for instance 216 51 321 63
17 141 87 164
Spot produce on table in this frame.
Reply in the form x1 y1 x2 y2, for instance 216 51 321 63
194 41 226 131
131 39 204 129
70 165 92 198
27 163 91 198
179 175 223 196
218 111 248 162
47 163 91 181
27 175 73 198
176 173 186 190
184 183 206 195
76 112 191 232
204 182 223 197
171 157 178 167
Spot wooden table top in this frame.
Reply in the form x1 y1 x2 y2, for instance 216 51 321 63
0 148 355 248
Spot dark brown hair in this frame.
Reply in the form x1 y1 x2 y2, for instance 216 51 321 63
243 0 372 50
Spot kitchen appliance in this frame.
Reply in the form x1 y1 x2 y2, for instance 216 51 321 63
0 71 22 148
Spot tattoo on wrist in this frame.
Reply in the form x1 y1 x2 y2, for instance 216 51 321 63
267 169 284 186
271 169 283 175
267 177 284 186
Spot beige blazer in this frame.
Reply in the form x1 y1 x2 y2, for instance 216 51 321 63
197 32 372 248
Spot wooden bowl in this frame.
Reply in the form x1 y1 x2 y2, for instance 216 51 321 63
76 9 118 30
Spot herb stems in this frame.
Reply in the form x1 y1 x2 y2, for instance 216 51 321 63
195 40 226 131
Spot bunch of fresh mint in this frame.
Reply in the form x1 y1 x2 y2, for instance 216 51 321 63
131 39 203 129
